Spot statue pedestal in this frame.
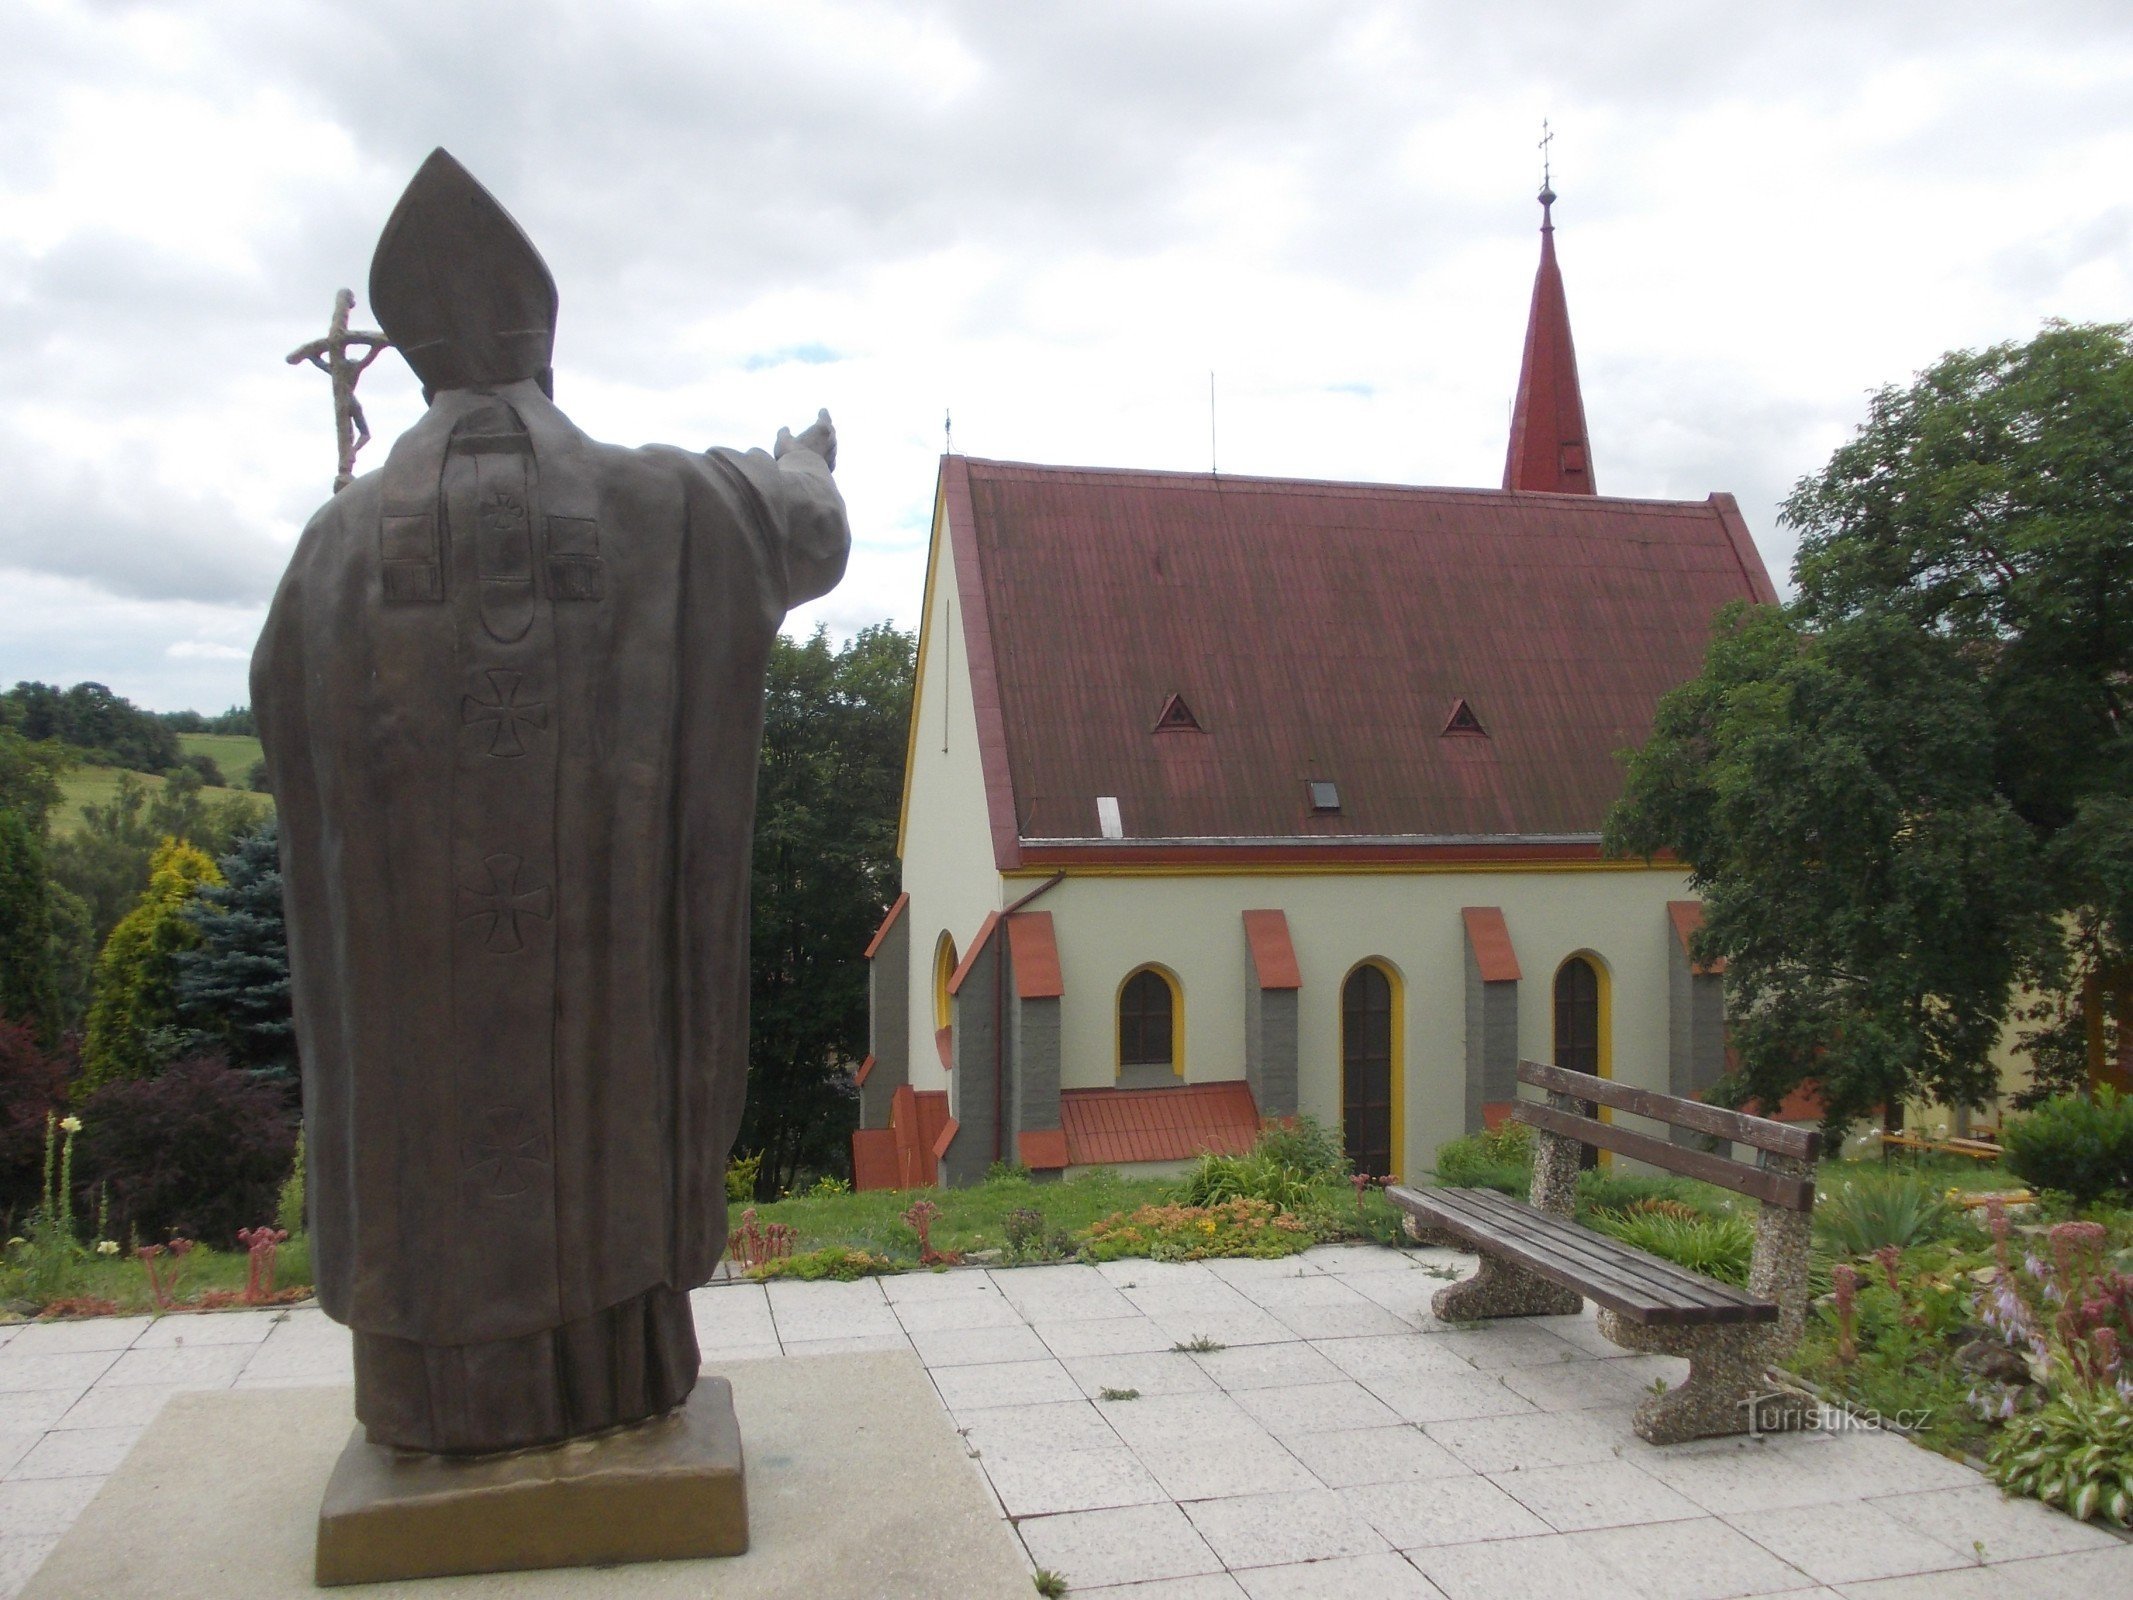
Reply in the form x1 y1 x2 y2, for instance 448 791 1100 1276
315 1379 746 1586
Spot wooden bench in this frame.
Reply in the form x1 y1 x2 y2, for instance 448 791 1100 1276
1387 1060 1821 1445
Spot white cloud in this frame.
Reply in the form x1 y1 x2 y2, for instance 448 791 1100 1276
2 0 2130 709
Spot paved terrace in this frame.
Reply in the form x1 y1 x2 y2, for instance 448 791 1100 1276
3 1243 2130 1598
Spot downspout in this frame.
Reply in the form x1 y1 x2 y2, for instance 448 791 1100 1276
996 872 1066 1165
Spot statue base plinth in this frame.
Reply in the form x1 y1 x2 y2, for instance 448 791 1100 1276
315 1378 746 1586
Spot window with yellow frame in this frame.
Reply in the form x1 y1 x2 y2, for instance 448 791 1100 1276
1116 965 1183 1085
933 932 958 1032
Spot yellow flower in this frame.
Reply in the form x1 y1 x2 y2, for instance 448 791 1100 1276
58 1116 82 1134
96 1240 120 1256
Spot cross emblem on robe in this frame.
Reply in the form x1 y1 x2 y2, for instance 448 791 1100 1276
461 669 548 758
460 1106 550 1199
457 854 553 953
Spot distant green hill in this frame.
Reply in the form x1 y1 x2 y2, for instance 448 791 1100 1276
55 761 272 837
175 731 266 787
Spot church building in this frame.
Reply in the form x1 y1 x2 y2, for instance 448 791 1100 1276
852 188 1778 1190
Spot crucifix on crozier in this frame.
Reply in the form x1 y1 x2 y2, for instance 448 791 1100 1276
287 288 390 493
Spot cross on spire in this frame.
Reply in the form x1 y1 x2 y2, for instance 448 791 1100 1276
1538 119 1557 223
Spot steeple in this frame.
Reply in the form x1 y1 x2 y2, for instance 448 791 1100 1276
1502 177 1595 495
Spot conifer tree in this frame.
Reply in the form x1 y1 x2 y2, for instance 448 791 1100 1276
175 820 294 1095
77 838 222 1092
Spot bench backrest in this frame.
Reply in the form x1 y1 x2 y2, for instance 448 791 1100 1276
1513 1059 1820 1212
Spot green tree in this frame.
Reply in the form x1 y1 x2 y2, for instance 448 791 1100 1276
77 838 223 1093
0 729 72 1044
47 768 262 951
1 681 181 773
1608 322 2133 1126
174 820 294 1095
741 623 914 1195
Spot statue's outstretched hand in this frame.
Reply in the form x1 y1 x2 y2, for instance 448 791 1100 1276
775 409 837 472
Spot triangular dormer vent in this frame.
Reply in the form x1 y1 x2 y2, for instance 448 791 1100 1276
1442 699 1487 737
1153 693 1202 733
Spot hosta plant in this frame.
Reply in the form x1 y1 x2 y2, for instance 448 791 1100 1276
1987 1379 2133 1525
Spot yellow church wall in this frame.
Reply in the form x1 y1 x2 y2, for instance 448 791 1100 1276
896 491 1004 1098
1031 862 1693 1180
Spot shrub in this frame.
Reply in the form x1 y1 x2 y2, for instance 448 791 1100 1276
71 1054 297 1247
1431 1121 1533 1196
1586 1209 1755 1286
1178 1151 1313 1212
1988 1381 2133 1525
1813 1169 1958 1257
0 1015 70 1222
1253 1115 1348 1182
276 1128 305 1236
724 1150 762 1204
77 838 223 1092
2000 1089 2133 1206
1080 1196 1312 1262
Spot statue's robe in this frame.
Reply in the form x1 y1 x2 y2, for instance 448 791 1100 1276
254 380 847 1452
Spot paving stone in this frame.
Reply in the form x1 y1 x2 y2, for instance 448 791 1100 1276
1229 1275 1374 1311
1313 1331 1479 1382
1836 1545 2133 1599
989 1263 1119 1297
1203 1257 1326 1284
1036 1316 1179 1359
895 1292 1031 1334
696 1342 784 1366
779 1333 912 1358
1189 1341 1344 1392
1143 1305 1299 1349
1424 1407 1632 1474
1869 1481 2126 1562
0 1536 59 1600
1563 1516 1818 1600
977 1443 1168 1517
1232 1379 1402 1437
689 1283 776 1346
930 1357 1082 1410
234 1314 353 1383
1341 1271 1460 1324
1263 1300 1420 1341
0 1352 118 1394
1363 1371 1535 1425
880 1267 1000 1302
1234 1550 1442 1599
1785 1427 1983 1497
910 1324 1052 1368
1489 1458 1704 1532
1407 1531 1602 1599
956 1398 1122 1457
2 1319 149 1356
1101 1390 1275 1449
1724 1500 1975 1585
1129 1433 1319 1502
1017 1501 1226 1590
129 1310 281 1348
1281 1423 1473 1488
1182 1486 1389 1568
1528 1310 1628 1360
1497 1351 1681 1411
1065 1352 1219 1399
0 1390 86 1435
0 1435 34 1477
1301 1245 1430 1275
1411 1323 1584 1370
99 1343 251 1388
1076 1575 1251 1600
3 1425 139 1481
1096 1260 1222 1290
1630 1440 1842 1515
1341 1473 1553 1548
0 1475 101 1538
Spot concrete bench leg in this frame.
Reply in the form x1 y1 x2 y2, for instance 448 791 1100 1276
1431 1252 1582 1321
1596 1312 1802 1444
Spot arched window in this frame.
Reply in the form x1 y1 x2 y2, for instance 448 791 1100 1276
1342 961 1402 1180
1553 955 1603 1078
933 932 959 1032
1117 966 1182 1080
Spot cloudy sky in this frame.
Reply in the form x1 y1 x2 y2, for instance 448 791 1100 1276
5 1 2130 712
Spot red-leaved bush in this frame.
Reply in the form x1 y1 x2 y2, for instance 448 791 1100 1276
0 1014 70 1223
73 1054 296 1248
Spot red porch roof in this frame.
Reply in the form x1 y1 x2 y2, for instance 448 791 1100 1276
1059 1081 1260 1167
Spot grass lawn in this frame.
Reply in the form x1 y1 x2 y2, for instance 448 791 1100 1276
53 763 272 836
741 1166 1410 1267
176 731 266 783
1 1235 312 1318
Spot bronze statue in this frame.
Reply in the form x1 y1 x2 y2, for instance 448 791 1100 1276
285 288 390 493
254 151 849 1465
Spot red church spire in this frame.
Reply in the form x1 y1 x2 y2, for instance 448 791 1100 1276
1502 180 1595 495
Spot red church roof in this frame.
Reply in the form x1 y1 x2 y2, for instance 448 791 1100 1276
939 456 1775 871
1504 185 1594 495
